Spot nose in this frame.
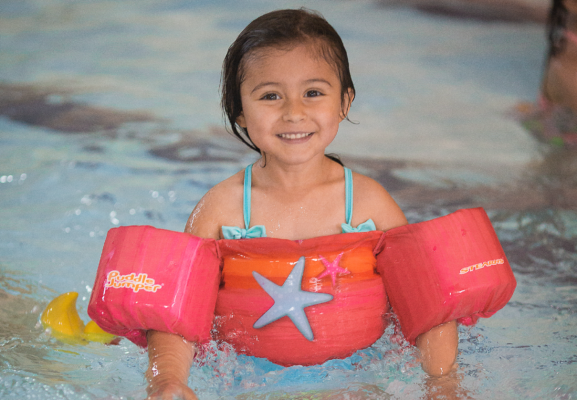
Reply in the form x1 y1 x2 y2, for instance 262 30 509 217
282 98 306 123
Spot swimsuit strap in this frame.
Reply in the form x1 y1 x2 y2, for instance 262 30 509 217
344 167 353 226
221 163 266 239
243 164 252 230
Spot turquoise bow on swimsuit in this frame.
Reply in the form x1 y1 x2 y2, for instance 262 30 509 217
222 225 267 239
341 219 377 234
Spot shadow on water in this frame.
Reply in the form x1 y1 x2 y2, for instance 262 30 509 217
2 81 576 214
376 0 548 24
0 83 154 134
149 126 255 164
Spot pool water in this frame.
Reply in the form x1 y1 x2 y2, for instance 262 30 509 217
1 0 576 399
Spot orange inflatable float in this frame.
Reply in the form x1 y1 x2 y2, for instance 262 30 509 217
215 231 387 366
87 208 517 366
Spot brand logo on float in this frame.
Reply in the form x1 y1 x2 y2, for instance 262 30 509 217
460 259 505 275
105 271 162 293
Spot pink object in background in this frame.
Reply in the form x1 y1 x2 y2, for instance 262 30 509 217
377 208 517 345
87 226 221 347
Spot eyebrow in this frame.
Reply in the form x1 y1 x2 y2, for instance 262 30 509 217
250 82 277 95
306 78 333 87
250 78 333 95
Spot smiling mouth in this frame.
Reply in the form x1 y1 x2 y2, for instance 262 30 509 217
277 132 313 140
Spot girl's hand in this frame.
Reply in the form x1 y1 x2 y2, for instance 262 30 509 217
146 380 198 400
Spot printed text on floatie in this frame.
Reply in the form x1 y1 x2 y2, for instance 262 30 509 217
105 271 162 293
460 259 505 275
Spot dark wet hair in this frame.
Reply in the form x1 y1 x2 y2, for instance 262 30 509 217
220 8 354 164
547 0 569 58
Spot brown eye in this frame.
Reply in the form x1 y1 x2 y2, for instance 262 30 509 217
261 93 279 100
306 90 322 97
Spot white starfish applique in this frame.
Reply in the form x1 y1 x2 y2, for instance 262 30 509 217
252 256 333 341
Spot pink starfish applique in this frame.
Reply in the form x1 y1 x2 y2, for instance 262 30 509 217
316 253 350 287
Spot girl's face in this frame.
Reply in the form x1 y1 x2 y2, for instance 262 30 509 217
236 43 353 167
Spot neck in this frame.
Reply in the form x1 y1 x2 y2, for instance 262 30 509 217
252 155 336 191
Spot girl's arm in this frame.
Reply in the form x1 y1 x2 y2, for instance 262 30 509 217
416 320 459 377
418 321 468 399
145 183 236 399
146 331 198 400
353 173 459 377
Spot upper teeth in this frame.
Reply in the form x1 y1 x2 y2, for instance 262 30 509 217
279 132 311 139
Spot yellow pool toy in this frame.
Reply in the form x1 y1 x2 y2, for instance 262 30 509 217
41 292 116 345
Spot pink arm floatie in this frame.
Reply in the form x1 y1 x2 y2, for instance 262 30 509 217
376 207 517 345
86 207 516 366
87 226 221 347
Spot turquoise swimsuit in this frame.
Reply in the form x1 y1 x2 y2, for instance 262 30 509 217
222 165 376 239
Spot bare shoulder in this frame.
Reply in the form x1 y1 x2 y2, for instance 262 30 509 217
351 172 407 231
184 170 244 239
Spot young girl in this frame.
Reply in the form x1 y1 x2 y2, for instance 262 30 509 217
145 9 458 400
543 0 577 114
516 0 577 146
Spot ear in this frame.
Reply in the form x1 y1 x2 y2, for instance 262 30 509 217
340 88 355 121
236 112 247 128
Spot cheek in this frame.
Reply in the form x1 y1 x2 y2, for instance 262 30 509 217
238 104 261 131
325 103 347 126
242 114 271 145
244 109 269 130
